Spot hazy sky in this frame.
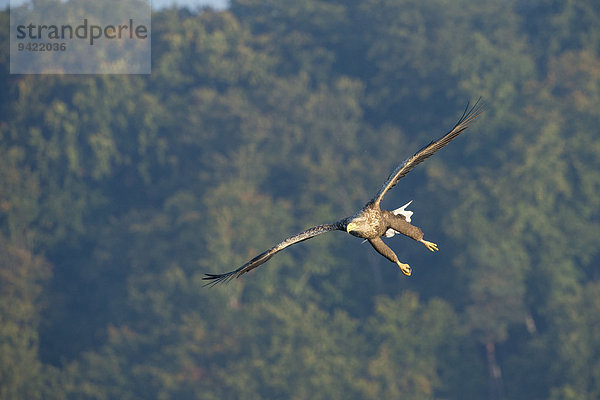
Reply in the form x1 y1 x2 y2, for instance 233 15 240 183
2 0 228 11
150 0 228 10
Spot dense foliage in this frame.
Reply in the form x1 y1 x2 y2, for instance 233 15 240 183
1 0 599 398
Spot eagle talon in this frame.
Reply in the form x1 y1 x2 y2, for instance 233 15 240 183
421 240 438 252
397 261 412 276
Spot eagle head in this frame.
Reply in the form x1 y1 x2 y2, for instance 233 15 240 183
346 221 359 235
346 219 367 237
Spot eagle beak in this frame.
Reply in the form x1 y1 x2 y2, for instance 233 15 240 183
346 222 357 234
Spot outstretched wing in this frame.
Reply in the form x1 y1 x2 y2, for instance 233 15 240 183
203 222 343 286
370 99 485 207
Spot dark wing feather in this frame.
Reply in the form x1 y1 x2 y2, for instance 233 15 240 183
370 99 485 207
203 222 343 286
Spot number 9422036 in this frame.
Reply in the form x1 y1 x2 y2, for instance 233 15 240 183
18 42 67 51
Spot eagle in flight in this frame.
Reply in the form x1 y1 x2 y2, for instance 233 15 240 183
204 100 484 285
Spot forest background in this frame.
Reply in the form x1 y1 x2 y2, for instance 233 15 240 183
1 0 599 399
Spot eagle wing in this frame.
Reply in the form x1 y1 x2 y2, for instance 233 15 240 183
370 99 485 207
203 222 343 286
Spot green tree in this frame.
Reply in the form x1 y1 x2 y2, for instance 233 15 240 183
0 236 50 400
364 292 483 399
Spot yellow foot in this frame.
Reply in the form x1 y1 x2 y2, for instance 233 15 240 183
396 261 412 276
421 239 439 252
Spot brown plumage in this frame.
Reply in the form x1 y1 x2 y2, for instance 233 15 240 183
204 99 484 286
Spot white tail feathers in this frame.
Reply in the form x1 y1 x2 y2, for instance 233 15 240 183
385 201 413 238
392 200 413 222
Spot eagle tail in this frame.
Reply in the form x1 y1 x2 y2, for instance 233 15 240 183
385 200 414 238
392 200 413 222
